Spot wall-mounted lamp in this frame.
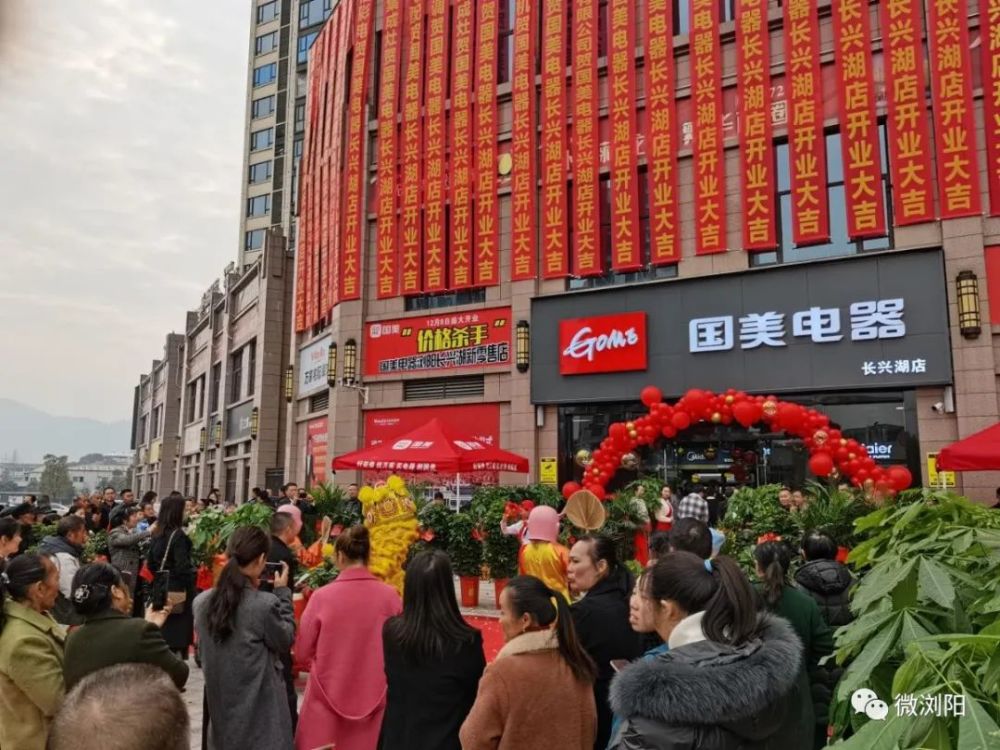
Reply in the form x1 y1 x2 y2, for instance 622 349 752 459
956 270 982 339
199 427 207 452
516 320 530 373
284 364 295 402
327 342 338 388
250 407 259 440
343 339 358 385
213 420 222 447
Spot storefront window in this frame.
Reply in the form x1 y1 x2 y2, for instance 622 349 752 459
405 288 487 311
751 125 893 267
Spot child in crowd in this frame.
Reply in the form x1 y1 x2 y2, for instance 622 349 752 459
517 506 570 601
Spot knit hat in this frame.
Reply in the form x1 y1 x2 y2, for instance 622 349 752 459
526 505 560 543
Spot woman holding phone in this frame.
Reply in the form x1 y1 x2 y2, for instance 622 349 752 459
193 526 297 750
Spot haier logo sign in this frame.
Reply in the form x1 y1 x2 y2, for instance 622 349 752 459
864 442 895 460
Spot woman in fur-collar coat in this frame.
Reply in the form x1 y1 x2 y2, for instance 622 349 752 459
608 553 803 750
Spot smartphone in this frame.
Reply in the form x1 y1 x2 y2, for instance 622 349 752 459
263 562 283 581
610 659 630 673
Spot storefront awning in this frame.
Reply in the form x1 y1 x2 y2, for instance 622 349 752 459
936 422 1000 471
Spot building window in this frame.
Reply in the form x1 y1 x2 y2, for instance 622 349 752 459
247 341 257 397
405 288 488 311
229 350 244 404
247 195 271 217
295 100 306 133
245 229 266 251
251 95 275 119
248 161 272 184
751 125 893 267
250 128 274 151
255 30 278 55
293 138 304 160
186 375 205 424
253 62 277 87
210 363 221 413
152 405 163 439
300 0 333 29
257 1 279 24
298 31 319 64
498 0 515 84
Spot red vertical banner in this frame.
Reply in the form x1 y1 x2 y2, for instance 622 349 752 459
541 0 568 278
644 0 679 264
511 0 538 281
690 0 726 255
832 0 885 239
928 0 981 218
783 0 829 245
879 0 934 225
376 0 402 298
423 0 449 292
400 0 425 295
608 0 642 270
475 0 500 286
306 33 327 327
339 0 375 301
327 5 352 309
296 29 322 332
981 0 1000 215
572 0 601 276
736 0 775 251
322 26 338 316
450 0 475 289
315 32 329 318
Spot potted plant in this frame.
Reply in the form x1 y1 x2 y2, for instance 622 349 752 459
482 501 520 608
448 512 484 608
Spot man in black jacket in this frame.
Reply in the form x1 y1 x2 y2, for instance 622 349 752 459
265 511 300 728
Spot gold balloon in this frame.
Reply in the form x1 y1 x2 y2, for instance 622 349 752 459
711 412 723 424
625 421 636 431
724 395 735 405
621 452 640 470
574 449 593 467
813 429 829 447
762 400 779 417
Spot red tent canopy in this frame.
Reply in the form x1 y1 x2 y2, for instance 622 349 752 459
936 422 1000 471
332 417 530 474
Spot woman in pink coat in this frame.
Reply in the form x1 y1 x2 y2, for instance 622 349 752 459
295 526 402 750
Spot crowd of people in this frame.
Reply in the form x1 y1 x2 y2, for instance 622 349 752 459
0 478 862 750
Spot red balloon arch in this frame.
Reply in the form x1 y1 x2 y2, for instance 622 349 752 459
561 386 913 502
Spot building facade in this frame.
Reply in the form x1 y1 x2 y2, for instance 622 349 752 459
283 0 1000 504
132 334 184 497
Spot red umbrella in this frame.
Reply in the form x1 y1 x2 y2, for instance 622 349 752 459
936 422 1000 471
332 418 530 474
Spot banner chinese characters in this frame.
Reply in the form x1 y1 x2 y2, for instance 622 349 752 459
609 0 642 270
690 0 726 254
783 0 829 244
511 0 538 281
879 0 934 225
327 7 351 310
735 0 775 251
927 0 981 218
982 0 1000 216
450 0 475 289
832 0 885 239
572 0 601 276
475 0 500 286
377 0 402 298
541 0 568 278
423 0 449 292
400 0 425 295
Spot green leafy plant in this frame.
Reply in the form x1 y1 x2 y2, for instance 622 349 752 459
188 503 274 566
720 484 800 572
25 523 58 554
796 481 873 549
447 511 483 578
478 497 520 580
295 559 339 589
408 502 453 564
83 530 109 562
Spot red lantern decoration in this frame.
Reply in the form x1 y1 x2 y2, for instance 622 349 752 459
808 452 835 477
640 385 663 407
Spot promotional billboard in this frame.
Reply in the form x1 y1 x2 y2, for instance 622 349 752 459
305 417 328 486
364 404 500 448
298 336 331 398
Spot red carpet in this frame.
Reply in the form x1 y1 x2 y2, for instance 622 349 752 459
464 615 505 662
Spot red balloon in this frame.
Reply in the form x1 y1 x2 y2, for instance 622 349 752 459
661 425 677 439
609 423 627 440
808 452 835 477
683 389 711 416
835 447 850 463
562 482 581 500
732 400 760 428
888 465 913 491
587 485 606 501
672 411 692 430
640 386 663 407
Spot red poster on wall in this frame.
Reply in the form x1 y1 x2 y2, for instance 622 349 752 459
400 0 425 296
339 0 375 301
832 0 885 239
572 0 601 276
511 0 538 281
364 404 501 449
541 0 568 279
423 0 449 292
377 0 402 298
474 0 500 287
690 0 726 254
879 0 934 225
736 0 775 251
450 0 475 289
982 0 1000 216
783 0 829 245
306 417 329 486
363 307 512 376
608 0 642 270
645 0 679 263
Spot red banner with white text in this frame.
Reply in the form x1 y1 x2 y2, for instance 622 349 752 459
423 0 449 292
541 0 568 278
327 6 351 308
475 0 500 287
377 0 402 298
572 0 601 276
400 0 424 295
982 0 1000 215
450 0 475 289
832 0 885 239
783 0 829 245
645 0 679 263
690 0 726 254
609 0 642 270
511 0 538 281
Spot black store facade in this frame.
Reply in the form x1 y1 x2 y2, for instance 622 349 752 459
531 250 953 491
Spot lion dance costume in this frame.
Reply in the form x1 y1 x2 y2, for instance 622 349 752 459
357 475 420 595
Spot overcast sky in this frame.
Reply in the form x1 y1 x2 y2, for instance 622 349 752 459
0 0 250 422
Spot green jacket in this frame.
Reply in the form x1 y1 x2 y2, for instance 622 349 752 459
64 609 189 691
0 599 66 750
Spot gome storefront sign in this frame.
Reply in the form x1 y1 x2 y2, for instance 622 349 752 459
531 250 953 403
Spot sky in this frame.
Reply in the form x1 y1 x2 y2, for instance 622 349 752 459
0 0 250 422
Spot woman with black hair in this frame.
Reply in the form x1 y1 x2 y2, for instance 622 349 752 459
0 553 65 750
193 526 296 750
567 535 641 750
0 516 22 564
608 552 804 750
380 550 486 750
147 493 195 659
63 562 187 690
460 575 598 750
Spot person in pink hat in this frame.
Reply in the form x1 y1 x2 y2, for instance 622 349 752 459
517 506 571 601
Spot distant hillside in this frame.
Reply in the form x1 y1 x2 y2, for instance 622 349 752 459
0 399 131 463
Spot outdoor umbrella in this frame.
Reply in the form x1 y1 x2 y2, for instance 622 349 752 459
936 421 1000 471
